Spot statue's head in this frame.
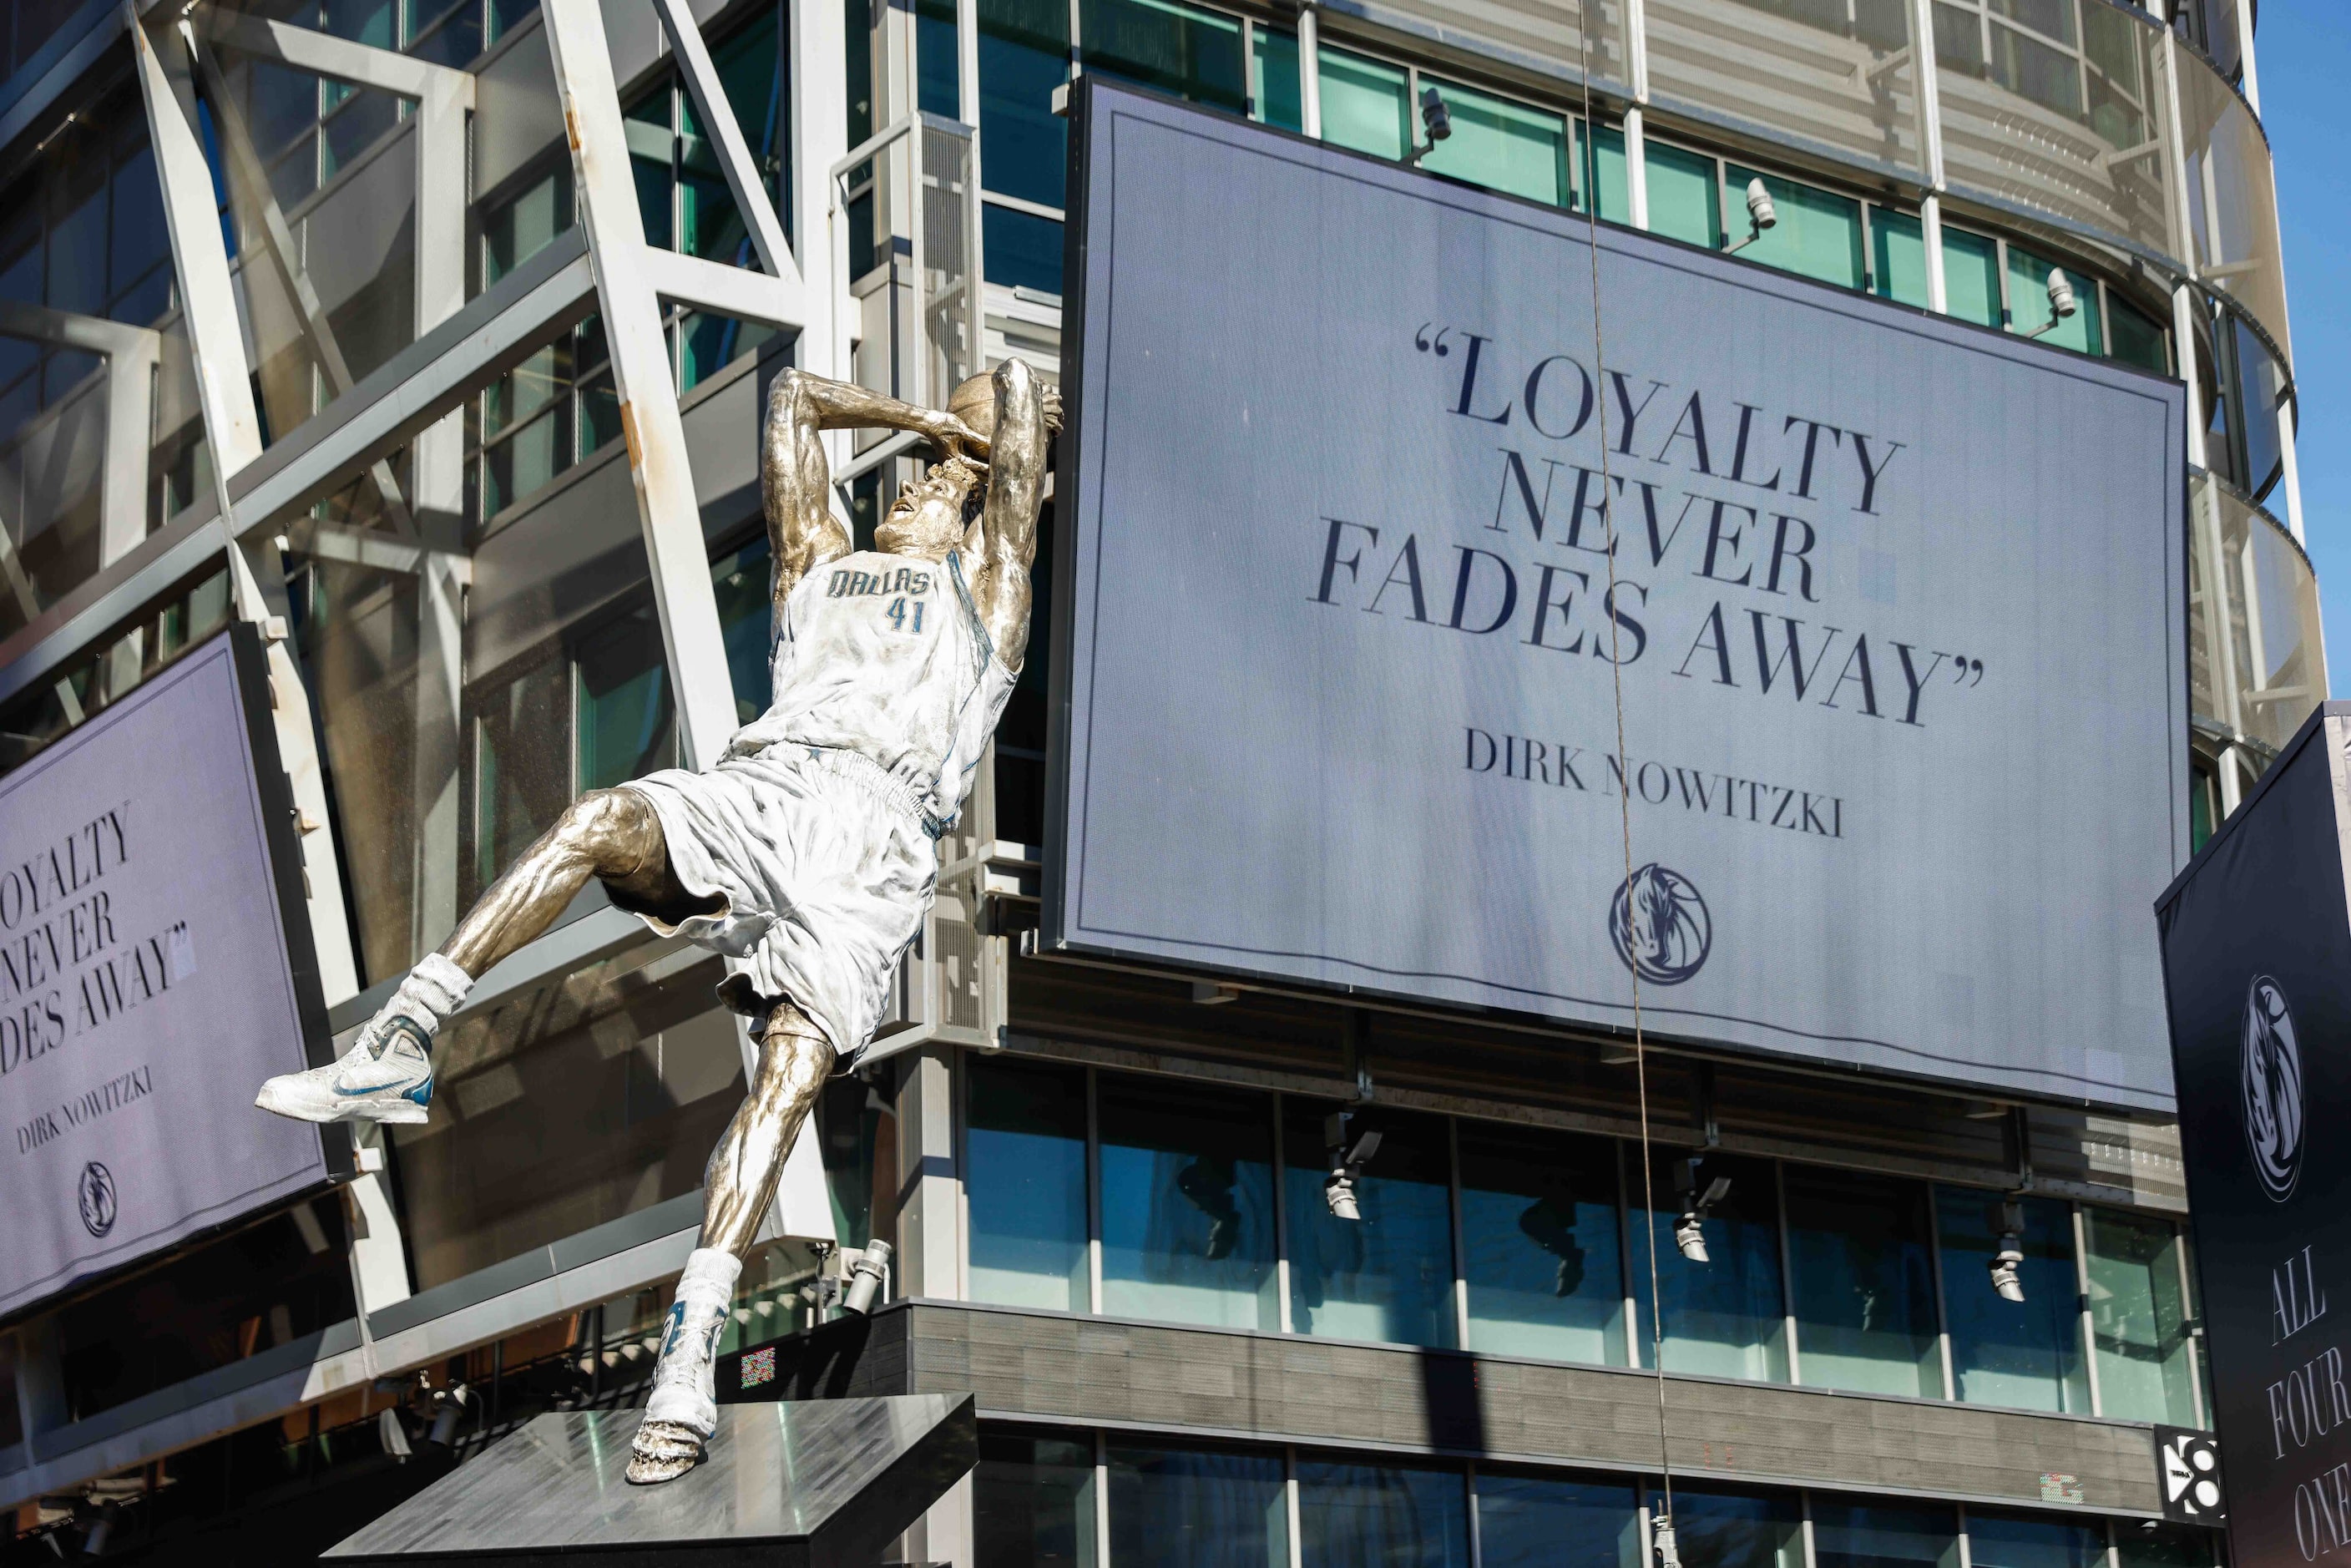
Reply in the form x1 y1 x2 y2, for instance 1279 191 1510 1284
874 454 984 557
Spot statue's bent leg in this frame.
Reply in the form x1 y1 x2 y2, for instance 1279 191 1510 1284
256 789 700 1126
627 1002 836 1485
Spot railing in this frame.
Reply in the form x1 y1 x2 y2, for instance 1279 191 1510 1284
2189 470 2323 758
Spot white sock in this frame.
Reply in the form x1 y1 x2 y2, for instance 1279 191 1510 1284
362 953 473 1053
645 1248 741 1436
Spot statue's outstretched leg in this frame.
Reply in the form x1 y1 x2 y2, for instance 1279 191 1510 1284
255 789 692 1125
628 1002 835 1485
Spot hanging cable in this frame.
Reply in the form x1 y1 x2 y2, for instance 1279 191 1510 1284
1570 15 1678 1560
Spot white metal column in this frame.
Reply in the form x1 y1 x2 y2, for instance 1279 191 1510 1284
1623 0 1651 229
540 0 743 771
1909 0 1949 312
1297 1 1322 139
128 7 362 1007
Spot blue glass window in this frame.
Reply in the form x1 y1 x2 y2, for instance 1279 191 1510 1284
1784 1166 1941 1398
968 1059 1090 1311
1475 1472 1638 1568
1298 1459 1470 1568
1935 1188 2090 1413
1099 1077 1280 1329
1283 1102 1457 1347
1459 1124 1625 1364
1812 1501 1959 1568
1109 1442 1288 1567
1632 1153 1788 1382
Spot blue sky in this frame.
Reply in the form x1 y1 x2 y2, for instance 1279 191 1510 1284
2264 3 2349 671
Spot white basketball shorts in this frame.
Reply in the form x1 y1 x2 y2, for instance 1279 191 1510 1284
616 745 939 1068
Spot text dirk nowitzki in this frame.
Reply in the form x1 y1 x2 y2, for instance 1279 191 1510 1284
1466 728 1844 841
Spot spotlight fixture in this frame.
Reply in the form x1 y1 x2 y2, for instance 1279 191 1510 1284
1723 177 1778 255
1988 1198 2027 1302
2024 269 2078 338
1322 1109 1383 1220
842 1238 894 1315
1651 1508 1684 1568
1405 86 1454 166
427 1383 473 1447
1672 1156 1732 1263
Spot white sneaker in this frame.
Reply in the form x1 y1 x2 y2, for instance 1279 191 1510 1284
628 1248 741 1484
255 1017 436 1125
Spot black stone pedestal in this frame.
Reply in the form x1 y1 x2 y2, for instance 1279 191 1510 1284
325 1393 976 1567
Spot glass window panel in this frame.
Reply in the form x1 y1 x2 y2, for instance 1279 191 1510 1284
1646 141 1724 250
1935 1187 2091 1413
1725 167 1864 289
106 142 169 309
1673 1485 1804 1568
1475 1472 1639 1568
1989 21 2082 120
484 168 573 287
575 603 677 789
1283 1101 1457 1348
980 0 1071 207
983 204 1065 295
2084 1207 2196 1424
1081 0 1247 114
2006 242 2101 354
978 1428 1099 1568
1319 48 1411 162
633 149 675 251
408 2 485 67
968 1058 1090 1310
473 654 569 890
919 0 963 117
714 533 776 723
2107 296 2169 373
2116 1524 2222 1568
1784 1166 1940 1398
1108 1442 1289 1568
1631 1152 1789 1382
1459 1123 1625 1364
1931 3 1983 73
678 311 779 392
1812 1502 1959 1568
44 154 107 319
1419 78 1566 206
1942 226 2002 327
1252 27 1302 132
483 405 568 518
2231 314 2284 501
320 90 399 180
485 342 570 439
1968 1512 2105 1568
1098 1075 1280 1330
1298 1459 1470 1568
1870 210 1929 310
1585 123 1629 221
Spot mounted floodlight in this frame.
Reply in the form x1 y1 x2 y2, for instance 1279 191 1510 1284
1405 86 1454 166
2024 269 2079 338
1989 1198 2027 1302
1323 1109 1383 1220
842 1238 894 1315
427 1383 473 1446
1652 1508 1685 1568
1671 1157 1732 1262
1723 177 1778 255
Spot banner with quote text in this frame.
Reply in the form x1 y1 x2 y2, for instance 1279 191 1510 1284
1049 81 2188 1109
2158 703 2351 1565
0 627 333 1316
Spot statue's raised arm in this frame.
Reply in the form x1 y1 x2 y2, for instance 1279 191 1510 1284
761 369 983 611
956 358 1056 671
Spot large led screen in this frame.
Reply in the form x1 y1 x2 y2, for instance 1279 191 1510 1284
1048 82 2189 1110
0 627 335 1316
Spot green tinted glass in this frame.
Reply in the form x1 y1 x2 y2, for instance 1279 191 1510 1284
1252 27 1302 131
1727 165 1864 289
1081 0 1246 114
1419 77 1567 205
2007 242 2101 353
1943 226 2002 327
1646 140 1723 249
1318 48 1410 161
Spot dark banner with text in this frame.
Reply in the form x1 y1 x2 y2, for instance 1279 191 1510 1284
2160 704 2351 1565
1049 82 2188 1107
0 626 335 1317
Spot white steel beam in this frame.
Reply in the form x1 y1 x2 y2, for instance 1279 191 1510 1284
642 246 809 328
651 0 801 289
203 9 476 107
0 301 159 569
129 8 361 1005
541 0 741 771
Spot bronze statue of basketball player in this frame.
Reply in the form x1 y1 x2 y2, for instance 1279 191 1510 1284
258 357 1054 1482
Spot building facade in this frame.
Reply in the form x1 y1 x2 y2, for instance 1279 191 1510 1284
0 0 2318 1561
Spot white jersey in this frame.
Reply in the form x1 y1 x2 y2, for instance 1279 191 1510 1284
724 549 1017 831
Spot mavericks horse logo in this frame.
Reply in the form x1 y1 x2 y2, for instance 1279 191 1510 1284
1608 864 1711 986
2242 974 2304 1202
78 1161 118 1237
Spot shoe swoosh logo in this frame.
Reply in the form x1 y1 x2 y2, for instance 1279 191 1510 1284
335 1075 430 1097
